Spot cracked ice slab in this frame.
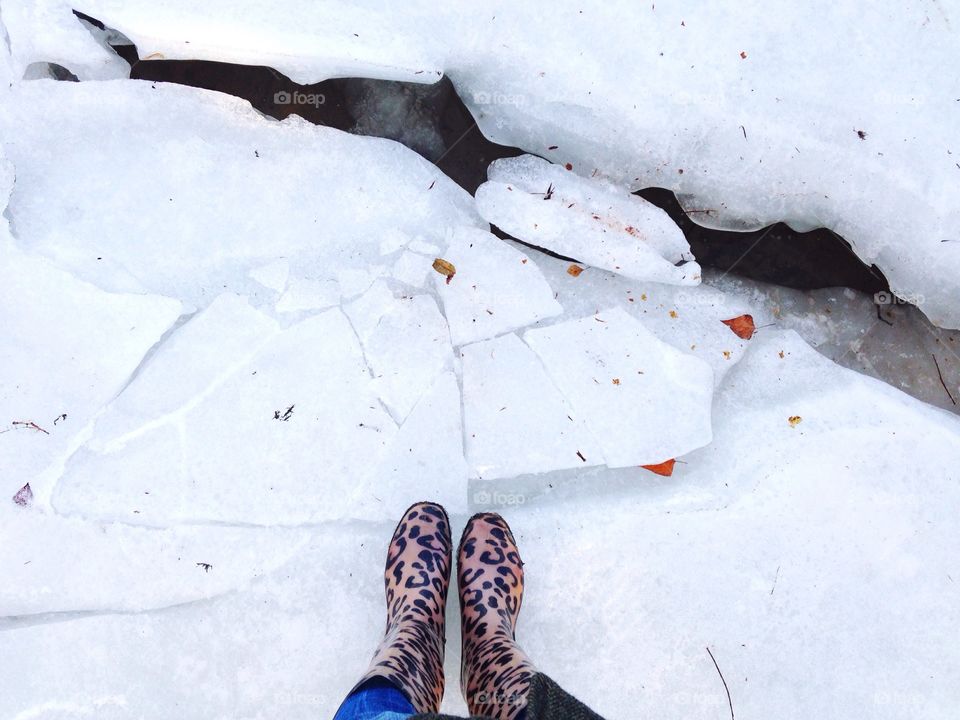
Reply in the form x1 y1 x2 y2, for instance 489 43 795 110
523 308 714 467
461 333 603 479
524 247 753 387
53 300 401 526
0 505 309 616
0 242 183 503
0 81 483 305
432 227 562 346
372 371 467 509
347 282 453 423
475 154 700 286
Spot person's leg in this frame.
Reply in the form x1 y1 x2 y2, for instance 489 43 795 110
334 501 452 719
332 677 414 720
458 513 536 720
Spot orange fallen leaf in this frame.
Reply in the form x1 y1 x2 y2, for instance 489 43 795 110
669 310 678 319
722 314 756 339
612 378 621 385
567 264 584 277
641 459 676 476
432 258 456 284
788 415 802 427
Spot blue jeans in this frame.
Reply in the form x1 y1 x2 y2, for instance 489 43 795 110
333 678 415 720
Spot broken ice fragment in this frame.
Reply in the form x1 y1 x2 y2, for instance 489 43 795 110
433 227 562 346
461 333 603 479
523 308 713 467
476 155 700 286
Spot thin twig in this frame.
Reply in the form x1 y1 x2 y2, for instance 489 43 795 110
12 421 50 435
706 646 735 720
932 354 957 405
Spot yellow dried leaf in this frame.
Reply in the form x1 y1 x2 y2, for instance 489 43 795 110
432 258 456 284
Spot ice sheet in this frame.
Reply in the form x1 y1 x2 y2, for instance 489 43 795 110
523 308 714 467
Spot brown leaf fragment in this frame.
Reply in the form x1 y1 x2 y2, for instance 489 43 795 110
567 264 584 277
788 415 802 427
721 314 756 339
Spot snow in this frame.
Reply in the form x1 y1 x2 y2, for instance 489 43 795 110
2 7 960 720
523 308 714 467
460 333 603 479
432 227 563 346
63 0 960 328
476 155 701 286
2 0 128 81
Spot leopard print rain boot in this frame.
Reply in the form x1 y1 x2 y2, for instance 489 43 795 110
351 501 453 713
458 512 537 720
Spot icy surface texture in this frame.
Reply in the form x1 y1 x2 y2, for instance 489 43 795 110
476 155 700 286
0 81 484 305
53 296 439 525
433 226 562 346
461 333 603 479
2 0 128 80
75 0 444 84
708 271 960 415
1 16 959 720
71 0 960 327
5 332 959 719
0 506 309 615
0 244 183 503
524 308 713 467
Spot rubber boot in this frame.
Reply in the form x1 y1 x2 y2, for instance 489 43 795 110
458 512 537 720
351 501 452 713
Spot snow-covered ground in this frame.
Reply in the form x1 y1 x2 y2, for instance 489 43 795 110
2 4 959 720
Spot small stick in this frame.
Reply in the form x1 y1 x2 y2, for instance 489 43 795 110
932 354 957 405
12 421 50 435
706 646 735 720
